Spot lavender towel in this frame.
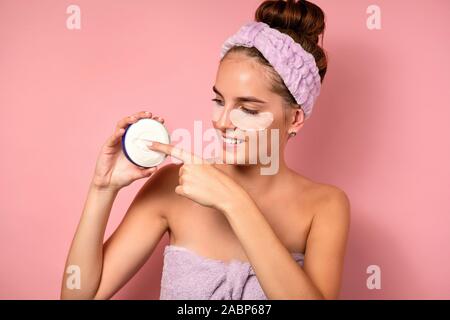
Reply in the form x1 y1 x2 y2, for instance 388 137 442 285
160 244 305 300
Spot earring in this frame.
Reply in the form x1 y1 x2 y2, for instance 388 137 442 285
289 132 297 137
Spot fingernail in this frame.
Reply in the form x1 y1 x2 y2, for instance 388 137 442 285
147 141 153 147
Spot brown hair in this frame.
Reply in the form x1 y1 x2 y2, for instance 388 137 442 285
221 0 328 114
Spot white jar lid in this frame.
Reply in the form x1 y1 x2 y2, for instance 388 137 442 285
121 118 170 168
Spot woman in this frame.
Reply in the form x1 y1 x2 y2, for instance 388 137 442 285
61 0 350 300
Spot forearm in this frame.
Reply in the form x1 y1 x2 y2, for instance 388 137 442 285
60 181 119 299
221 196 324 300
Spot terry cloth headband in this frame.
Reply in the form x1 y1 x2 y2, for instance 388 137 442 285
220 21 321 120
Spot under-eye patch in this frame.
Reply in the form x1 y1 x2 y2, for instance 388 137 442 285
229 108 274 131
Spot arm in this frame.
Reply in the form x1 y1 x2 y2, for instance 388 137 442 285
221 187 351 300
93 166 170 300
60 163 174 300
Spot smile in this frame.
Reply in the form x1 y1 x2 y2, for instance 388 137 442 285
220 135 245 145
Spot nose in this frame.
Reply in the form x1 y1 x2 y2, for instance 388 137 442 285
212 105 235 131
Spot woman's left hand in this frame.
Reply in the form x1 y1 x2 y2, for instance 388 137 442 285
146 141 249 212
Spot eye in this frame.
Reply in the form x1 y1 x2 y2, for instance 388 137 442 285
240 106 259 115
211 98 224 106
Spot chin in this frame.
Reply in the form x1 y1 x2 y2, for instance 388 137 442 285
218 148 258 166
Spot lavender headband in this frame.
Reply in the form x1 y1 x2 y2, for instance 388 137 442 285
220 21 321 119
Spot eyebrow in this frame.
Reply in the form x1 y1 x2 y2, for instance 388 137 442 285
212 86 267 104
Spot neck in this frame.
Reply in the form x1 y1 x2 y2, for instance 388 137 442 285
213 151 291 196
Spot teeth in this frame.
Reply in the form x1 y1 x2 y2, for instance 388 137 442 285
222 136 244 145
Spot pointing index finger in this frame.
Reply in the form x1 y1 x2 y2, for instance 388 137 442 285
147 141 204 164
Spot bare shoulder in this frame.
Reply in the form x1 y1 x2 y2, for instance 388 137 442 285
290 172 351 224
136 162 183 217
310 181 351 227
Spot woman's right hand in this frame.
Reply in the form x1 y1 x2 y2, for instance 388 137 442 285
91 111 165 191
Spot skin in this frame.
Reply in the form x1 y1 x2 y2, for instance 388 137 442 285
60 52 350 300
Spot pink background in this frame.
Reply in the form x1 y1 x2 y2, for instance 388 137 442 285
1 0 449 299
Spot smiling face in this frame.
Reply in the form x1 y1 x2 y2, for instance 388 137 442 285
211 52 303 165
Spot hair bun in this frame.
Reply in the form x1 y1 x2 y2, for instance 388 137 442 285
255 0 325 45
255 0 327 82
